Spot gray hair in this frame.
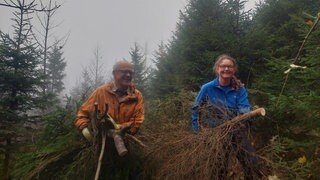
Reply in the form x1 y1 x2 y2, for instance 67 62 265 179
113 59 132 71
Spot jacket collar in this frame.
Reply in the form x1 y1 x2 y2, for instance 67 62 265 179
106 81 136 96
211 78 233 93
112 81 131 95
212 78 220 87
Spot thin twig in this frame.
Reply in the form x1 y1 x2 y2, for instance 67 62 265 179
0 2 60 12
94 128 106 180
126 134 147 148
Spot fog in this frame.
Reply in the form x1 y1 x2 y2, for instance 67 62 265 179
0 0 257 94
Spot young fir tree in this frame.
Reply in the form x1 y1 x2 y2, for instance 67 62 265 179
0 1 43 179
47 44 66 97
70 69 95 110
130 42 148 95
148 41 174 98
0 4 43 117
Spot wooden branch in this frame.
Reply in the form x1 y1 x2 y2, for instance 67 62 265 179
126 134 147 148
293 15 320 64
0 1 60 12
277 14 320 106
217 108 266 129
94 128 106 180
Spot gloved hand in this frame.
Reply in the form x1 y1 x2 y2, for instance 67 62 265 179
82 127 92 142
114 123 121 130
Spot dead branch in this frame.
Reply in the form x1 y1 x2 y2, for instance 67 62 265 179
141 108 267 180
94 127 106 180
217 108 266 129
0 0 60 12
125 134 147 148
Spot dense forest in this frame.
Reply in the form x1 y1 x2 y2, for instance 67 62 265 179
1 0 320 179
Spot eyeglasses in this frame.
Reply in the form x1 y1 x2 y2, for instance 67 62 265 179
115 69 135 75
219 65 234 69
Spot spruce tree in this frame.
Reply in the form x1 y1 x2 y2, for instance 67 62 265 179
0 2 42 117
149 41 173 98
0 1 43 178
69 69 94 110
47 44 66 96
130 42 148 94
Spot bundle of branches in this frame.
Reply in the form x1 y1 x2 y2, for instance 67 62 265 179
12 103 147 179
12 130 93 179
141 107 266 180
12 129 147 179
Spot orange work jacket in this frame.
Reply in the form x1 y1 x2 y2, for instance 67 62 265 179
74 82 144 135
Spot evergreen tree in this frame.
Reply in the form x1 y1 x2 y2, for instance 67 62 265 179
47 44 66 96
151 0 252 96
0 2 42 116
246 0 320 87
148 41 173 98
250 0 320 104
130 42 148 94
248 3 320 177
0 1 44 178
69 69 94 110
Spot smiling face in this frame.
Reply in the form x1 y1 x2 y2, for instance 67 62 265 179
216 59 236 79
112 60 134 90
214 55 238 83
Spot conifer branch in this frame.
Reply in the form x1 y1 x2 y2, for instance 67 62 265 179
277 13 320 106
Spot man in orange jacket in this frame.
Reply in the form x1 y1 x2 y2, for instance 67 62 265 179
74 60 144 141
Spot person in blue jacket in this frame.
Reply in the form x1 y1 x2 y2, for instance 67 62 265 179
191 54 262 179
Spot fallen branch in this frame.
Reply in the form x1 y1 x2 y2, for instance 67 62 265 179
126 134 147 148
217 108 266 129
142 108 267 180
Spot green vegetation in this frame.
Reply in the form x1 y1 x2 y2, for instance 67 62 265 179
0 0 319 179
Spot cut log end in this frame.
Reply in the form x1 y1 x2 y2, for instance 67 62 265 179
259 108 266 116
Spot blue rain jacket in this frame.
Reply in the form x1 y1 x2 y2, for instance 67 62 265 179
191 78 251 132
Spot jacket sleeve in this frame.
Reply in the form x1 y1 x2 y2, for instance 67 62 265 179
74 90 99 130
127 91 144 135
191 86 207 132
237 86 251 114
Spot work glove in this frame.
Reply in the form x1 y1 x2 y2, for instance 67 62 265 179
82 127 92 142
114 123 121 130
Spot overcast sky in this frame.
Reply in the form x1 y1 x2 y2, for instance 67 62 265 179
0 0 257 93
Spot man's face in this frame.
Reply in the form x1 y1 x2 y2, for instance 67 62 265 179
113 64 134 88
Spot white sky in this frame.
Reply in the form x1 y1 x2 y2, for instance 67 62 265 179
0 0 258 93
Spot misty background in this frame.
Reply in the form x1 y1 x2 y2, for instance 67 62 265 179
0 0 257 94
